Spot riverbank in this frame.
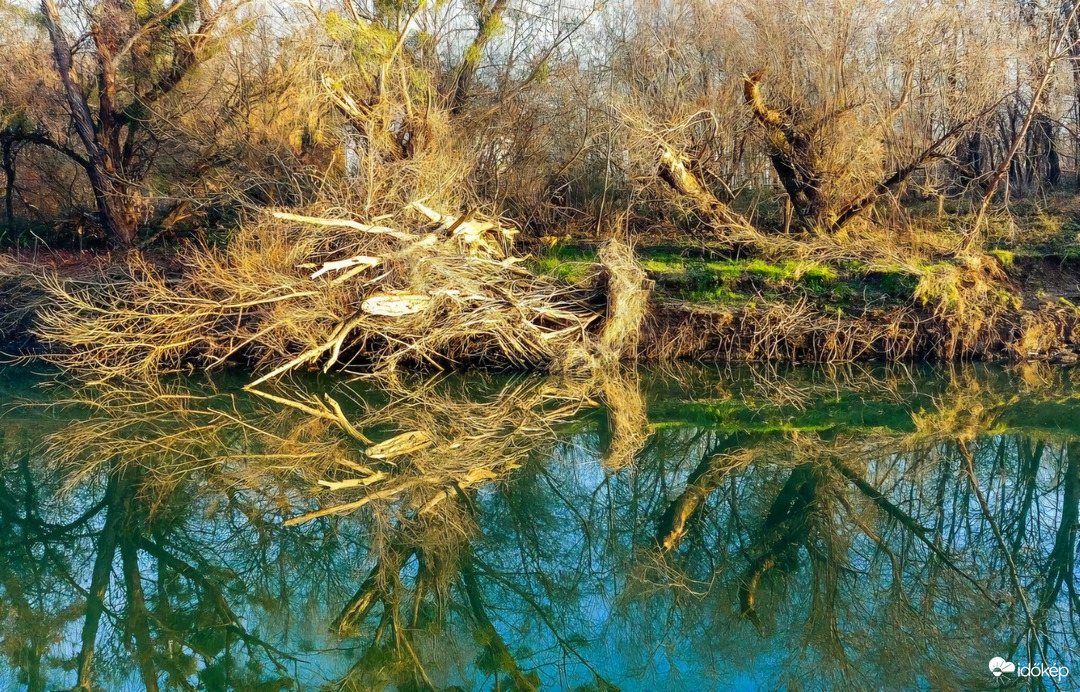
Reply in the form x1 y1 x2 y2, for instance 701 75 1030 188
537 243 1080 364
4 240 1080 368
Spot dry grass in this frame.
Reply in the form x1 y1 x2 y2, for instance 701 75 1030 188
32 204 651 383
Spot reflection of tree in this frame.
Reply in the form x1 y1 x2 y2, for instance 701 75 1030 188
1035 441 1079 626
0 440 95 692
2 363 1080 689
655 433 761 552
0 434 300 690
629 364 1080 688
309 372 642 690
4 369 646 689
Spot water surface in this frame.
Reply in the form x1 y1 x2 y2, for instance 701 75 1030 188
1 363 1078 690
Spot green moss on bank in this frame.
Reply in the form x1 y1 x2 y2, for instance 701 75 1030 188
528 244 930 309
529 245 597 285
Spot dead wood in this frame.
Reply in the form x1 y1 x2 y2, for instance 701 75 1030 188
32 203 651 384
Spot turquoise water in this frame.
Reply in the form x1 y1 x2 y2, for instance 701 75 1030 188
0 363 1078 690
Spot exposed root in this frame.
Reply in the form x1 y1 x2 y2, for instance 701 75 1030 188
643 298 1080 364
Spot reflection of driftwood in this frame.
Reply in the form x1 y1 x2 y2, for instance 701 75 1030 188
38 366 651 690
273 370 646 526
45 365 649 535
283 482 426 526
365 430 431 459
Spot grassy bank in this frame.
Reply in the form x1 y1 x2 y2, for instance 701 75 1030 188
530 235 1080 365
3 202 1080 382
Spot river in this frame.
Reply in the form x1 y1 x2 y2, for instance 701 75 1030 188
0 363 1077 690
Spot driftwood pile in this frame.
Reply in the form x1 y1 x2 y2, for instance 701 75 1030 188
33 204 650 383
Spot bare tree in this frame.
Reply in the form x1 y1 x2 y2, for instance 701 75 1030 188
35 0 249 245
967 0 1080 249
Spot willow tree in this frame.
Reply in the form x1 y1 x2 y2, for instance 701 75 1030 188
316 0 596 213
34 0 248 246
615 0 1014 237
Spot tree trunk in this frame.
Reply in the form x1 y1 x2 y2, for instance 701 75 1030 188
955 132 983 185
2 138 15 228
1034 113 1062 187
447 0 508 114
41 0 137 246
656 145 754 231
743 70 829 227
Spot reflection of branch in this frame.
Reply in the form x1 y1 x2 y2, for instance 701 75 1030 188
737 463 819 632
332 549 416 636
461 553 539 691
474 555 619 690
284 481 425 526
1011 438 1045 556
958 441 1051 679
838 495 902 594
248 388 371 443
137 536 299 668
831 457 995 603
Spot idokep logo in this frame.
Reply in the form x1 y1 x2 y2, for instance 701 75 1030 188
988 657 1015 677
989 656 1069 682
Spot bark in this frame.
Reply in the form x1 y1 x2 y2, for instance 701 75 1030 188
656 145 754 230
1029 113 1060 188
2 138 15 227
447 0 509 114
41 0 138 246
743 70 829 226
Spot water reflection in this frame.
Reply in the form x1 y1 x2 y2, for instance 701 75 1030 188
1 363 1079 690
